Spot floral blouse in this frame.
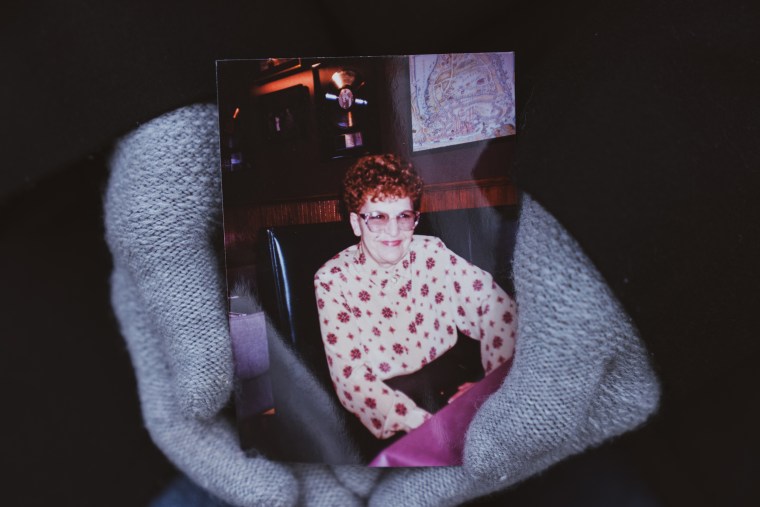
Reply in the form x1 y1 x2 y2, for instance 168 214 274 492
314 235 517 439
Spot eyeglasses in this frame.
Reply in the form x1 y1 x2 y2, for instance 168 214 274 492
358 210 420 232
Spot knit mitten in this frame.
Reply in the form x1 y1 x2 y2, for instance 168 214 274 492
105 103 378 507
369 194 661 506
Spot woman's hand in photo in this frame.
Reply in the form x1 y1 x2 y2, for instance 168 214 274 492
447 382 477 404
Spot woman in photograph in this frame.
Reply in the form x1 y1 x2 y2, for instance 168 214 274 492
314 154 517 439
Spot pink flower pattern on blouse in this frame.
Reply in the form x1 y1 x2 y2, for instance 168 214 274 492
314 235 517 439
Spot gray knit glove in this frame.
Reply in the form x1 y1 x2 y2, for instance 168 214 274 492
105 104 660 507
104 104 378 507
369 193 662 506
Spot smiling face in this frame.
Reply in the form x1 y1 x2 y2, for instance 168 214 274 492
349 196 415 268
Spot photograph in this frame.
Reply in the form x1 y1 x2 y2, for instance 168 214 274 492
217 53 520 465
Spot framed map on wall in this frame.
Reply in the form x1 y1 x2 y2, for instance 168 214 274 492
410 52 516 152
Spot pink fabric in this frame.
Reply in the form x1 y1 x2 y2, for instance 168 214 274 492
369 359 512 467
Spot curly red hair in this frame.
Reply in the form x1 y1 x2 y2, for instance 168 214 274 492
342 154 424 213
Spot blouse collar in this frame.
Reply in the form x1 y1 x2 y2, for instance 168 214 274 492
352 237 416 286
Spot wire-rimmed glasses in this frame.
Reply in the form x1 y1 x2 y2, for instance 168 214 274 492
357 210 421 232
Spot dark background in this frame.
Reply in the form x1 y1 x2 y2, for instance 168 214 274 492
218 55 513 205
2 1 758 505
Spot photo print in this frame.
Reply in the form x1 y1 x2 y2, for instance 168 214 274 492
217 53 518 466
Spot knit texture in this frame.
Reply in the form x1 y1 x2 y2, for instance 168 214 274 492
105 104 368 506
368 194 661 507
465 193 662 478
105 104 660 506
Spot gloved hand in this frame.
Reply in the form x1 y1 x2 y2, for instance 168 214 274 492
369 194 662 506
105 104 379 506
105 104 660 507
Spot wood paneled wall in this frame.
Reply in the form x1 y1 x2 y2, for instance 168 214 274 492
223 177 517 268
